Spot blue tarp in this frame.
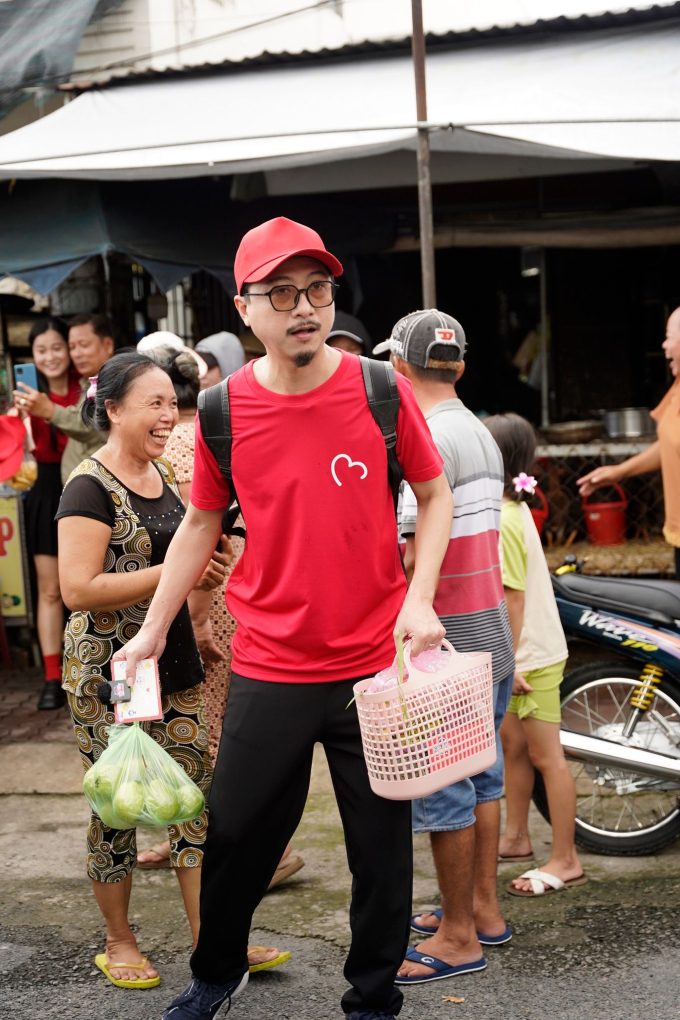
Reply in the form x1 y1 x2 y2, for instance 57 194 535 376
0 177 397 295
0 0 124 116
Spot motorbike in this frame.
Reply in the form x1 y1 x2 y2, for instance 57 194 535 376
532 557 680 856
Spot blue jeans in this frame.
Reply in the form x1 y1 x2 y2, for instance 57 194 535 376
412 672 513 833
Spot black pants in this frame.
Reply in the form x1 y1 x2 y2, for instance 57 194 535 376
190 673 413 1016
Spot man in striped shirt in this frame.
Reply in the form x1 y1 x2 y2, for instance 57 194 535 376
374 309 515 985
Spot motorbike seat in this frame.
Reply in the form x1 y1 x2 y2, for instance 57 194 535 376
553 573 680 628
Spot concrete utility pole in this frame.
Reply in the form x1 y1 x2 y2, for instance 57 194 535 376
539 248 549 427
411 0 436 308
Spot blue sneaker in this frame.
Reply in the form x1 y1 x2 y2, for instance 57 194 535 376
163 973 249 1018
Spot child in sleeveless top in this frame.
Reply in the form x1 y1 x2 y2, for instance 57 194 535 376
485 414 587 898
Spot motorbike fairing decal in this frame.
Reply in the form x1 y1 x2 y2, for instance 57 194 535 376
575 607 680 660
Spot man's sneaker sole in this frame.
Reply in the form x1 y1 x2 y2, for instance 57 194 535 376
216 972 249 1016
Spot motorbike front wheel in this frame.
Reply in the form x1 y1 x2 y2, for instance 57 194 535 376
532 660 680 855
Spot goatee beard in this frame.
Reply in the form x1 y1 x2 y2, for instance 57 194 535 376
293 350 317 369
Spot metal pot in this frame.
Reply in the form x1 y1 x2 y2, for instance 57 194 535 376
602 407 656 439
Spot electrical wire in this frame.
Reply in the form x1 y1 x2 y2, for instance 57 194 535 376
84 0 340 74
15 0 345 91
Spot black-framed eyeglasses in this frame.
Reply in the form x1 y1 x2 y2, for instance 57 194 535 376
247 280 339 312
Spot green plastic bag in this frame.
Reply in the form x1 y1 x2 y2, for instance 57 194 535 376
83 722 205 829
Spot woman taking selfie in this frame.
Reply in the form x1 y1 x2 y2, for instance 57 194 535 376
19 318 80 710
56 349 228 988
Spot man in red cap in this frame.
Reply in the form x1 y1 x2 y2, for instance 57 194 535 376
115 217 453 1020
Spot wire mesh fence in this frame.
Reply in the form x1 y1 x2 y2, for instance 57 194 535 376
531 440 673 576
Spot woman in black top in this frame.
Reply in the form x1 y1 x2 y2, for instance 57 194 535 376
56 350 227 989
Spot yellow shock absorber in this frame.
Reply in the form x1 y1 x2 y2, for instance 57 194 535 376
630 663 664 710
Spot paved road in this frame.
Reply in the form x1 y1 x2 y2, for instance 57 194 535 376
0 666 71 743
3 923 680 1020
2 670 680 1019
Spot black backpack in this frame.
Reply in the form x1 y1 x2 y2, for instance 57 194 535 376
196 356 402 539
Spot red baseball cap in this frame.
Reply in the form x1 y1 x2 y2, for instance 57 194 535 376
0 416 26 482
235 217 343 294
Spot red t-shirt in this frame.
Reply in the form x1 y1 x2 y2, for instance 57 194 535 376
191 350 443 682
30 373 82 464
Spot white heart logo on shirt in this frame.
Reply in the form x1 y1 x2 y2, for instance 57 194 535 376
331 453 368 487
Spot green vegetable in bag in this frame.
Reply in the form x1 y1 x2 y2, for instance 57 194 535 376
178 784 204 819
144 778 180 823
82 721 205 829
92 761 123 800
82 768 97 801
113 781 145 824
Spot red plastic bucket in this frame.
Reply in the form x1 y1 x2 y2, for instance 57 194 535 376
582 483 627 546
529 486 549 537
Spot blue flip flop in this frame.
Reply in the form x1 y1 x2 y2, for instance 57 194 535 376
395 947 487 985
410 909 442 935
411 910 512 945
478 926 512 946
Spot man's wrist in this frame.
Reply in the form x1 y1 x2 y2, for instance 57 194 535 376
141 617 169 642
404 585 435 605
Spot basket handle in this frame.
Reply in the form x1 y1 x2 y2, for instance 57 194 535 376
403 637 459 683
582 482 627 508
533 486 548 513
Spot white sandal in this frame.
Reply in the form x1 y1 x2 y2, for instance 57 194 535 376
507 867 588 897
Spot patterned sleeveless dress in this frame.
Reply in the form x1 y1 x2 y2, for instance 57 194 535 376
56 456 210 881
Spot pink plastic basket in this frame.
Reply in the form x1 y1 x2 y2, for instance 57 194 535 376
354 640 496 801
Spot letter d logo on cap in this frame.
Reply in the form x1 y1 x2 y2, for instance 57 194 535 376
435 329 454 342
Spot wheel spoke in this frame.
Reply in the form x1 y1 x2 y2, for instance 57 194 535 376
566 701 611 729
581 693 595 734
566 706 610 728
654 795 673 819
606 683 627 724
623 797 645 830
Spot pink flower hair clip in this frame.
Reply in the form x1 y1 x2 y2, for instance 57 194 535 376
86 377 98 400
513 472 537 495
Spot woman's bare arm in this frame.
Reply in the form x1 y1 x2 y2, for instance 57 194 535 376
503 585 525 651
578 441 661 497
58 514 227 612
58 517 162 612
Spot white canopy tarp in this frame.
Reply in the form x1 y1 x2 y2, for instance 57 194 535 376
0 19 678 182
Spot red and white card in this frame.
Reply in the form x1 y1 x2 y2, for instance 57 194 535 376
112 657 163 723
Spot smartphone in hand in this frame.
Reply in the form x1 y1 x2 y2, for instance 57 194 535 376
14 363 39 393
111 658 162 723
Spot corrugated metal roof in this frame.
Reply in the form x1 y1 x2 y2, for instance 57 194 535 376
68 2 680 90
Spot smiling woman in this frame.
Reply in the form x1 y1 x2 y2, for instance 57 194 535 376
53 349 231 990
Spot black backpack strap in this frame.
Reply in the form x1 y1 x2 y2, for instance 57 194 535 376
197 378 245 538
360 356 403 516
